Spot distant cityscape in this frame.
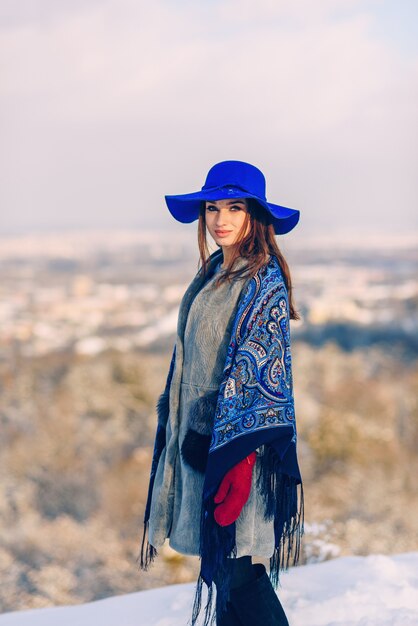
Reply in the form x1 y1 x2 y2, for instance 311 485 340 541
1 230 417 361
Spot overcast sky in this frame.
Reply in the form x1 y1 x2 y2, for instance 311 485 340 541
1 0 417 240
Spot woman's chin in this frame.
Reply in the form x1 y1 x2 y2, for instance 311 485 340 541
213 236 235 247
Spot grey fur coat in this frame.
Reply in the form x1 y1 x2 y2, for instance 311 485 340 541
147 252 275 557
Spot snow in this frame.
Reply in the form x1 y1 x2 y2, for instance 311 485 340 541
1 553 417 626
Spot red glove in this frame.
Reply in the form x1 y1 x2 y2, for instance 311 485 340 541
213 452 257 527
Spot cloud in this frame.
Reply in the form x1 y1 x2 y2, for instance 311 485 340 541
0 0 417 236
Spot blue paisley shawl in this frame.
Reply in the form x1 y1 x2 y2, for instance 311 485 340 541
139 250 304 626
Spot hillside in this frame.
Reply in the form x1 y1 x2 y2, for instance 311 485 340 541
0 343 417 610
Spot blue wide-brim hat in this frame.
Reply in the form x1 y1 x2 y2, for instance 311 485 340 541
165 160 300 235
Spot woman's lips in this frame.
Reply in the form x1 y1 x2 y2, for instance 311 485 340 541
215 230 232 237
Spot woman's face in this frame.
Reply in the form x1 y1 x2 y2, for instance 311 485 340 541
205 198 250 248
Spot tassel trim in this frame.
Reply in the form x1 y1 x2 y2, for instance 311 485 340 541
190 574 216 626
136 520 158 571
189 495 236 626
189 444 304 625
256 443 305 588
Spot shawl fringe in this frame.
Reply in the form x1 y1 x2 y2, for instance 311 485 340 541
256 444 305 587
189 494 237 625
189 444 304 625
137 520 158 571
190 573 216 626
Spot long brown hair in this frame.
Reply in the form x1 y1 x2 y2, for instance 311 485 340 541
197 199 300 321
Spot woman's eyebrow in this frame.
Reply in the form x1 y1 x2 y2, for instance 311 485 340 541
207 200 246 205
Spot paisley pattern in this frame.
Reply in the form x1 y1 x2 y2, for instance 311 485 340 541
210 258 296 451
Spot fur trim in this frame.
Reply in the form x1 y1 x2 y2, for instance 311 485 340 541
181 390 219 472
137 355 174 573
156 387 170 428
181 428 211 473
189 390 219 434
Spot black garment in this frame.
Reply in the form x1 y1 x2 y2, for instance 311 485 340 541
215 559 290 626
229 556 256 589
215 557 256 626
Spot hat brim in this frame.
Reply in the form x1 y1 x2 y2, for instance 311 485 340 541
165 188 299 235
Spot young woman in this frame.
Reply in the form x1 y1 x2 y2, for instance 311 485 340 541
139 160 304 626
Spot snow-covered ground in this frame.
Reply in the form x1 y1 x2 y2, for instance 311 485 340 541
1 553 417 626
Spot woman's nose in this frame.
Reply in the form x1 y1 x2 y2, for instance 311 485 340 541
215 209 229 226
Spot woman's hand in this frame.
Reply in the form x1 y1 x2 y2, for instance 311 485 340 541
213 452 257 526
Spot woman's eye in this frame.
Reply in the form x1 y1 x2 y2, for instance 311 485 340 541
206 205 218 212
